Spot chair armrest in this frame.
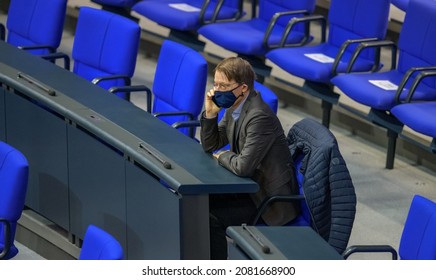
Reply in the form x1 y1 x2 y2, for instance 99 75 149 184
263 9 311 49
40 52 71 70
92 75 131 86
331 37 380 76
109 85 152 112
0 218 11 260
280 14 326 47
200 0 243 25
345 40 397 73
248 194 305 225
19 45 56 54
172 120 200 139
342 245 398 260
172 119 201 129
0 23 5 41
395 68 436 103
153 111 195 120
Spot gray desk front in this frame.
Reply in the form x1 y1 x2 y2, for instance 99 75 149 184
227 226 343 260
0 41 258 259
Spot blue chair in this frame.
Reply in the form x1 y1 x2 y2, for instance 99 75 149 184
132 0 244 50
266 0 391 128
43 7 140 100
0 0 67 54
198 0 316 78
79 224 123 260
0 141 29 260
331 0 436 169
250 118 356 254
343 194 436 260
111 40 208 138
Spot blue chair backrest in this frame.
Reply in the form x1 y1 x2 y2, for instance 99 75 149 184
327 0 390 60
259 0 316 30
152 40 208 136
0 141 29 260
396 0 436 88
6 0 67 54
72 7 140 92
399 195 436 260
79 224 123 260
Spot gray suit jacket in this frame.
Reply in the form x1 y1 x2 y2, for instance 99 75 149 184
200 90 299 225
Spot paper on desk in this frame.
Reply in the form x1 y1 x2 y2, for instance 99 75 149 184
369 80 398 91
304 53 335 63
168 3 201 12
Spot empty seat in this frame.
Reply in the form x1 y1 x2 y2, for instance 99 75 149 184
79 224 123 260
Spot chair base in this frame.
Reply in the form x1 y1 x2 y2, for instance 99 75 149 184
302 81 339 128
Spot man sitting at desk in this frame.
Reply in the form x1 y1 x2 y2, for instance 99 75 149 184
200 57 299 259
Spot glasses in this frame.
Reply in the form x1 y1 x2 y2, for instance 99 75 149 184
213 82 239 91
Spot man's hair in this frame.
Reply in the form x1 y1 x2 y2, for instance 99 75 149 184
214 57 256 90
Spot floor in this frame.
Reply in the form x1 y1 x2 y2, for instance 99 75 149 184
3 2 436 260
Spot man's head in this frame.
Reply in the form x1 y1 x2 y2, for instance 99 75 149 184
212 57 256 108
214 57 256 92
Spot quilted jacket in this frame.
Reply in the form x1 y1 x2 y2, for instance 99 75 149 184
287 118 357 254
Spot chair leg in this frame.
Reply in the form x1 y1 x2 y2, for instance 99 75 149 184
321 100 332 128
386 130 398 169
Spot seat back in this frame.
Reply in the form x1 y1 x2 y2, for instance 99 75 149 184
152 40 207 136
327 0 390 60
396 0 436 88
79 224 123 260
0 141 29 260
399 195 436 260
6 0 67 54
259 0 316 29
72 7 140 98
287 118 356 254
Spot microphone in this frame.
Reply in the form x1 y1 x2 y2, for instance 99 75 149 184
242 224 270 254
139 142 172 169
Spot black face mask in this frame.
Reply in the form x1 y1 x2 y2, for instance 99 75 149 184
212 84 242 108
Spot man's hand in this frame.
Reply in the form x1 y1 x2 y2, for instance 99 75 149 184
205 89 221 118
213 150 228 159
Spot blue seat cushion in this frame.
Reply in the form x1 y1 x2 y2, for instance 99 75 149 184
132 0 240 31
332 70 436 110
198 18 307 56
391 102 436 138
266 44 376 84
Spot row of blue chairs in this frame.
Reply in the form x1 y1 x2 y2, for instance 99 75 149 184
116 0 436 169
95 0 436 170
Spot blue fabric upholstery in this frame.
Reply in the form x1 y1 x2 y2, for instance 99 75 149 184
197 0 316 56
0 141 29 260
72 7 140 99
399 195 436 260
92 0 138 7
392 0 409 11
266 0 390 84
391 102 436 138
4 0 66 54
152 40 208 136
132 0 242 31
332 0 436 110
79 224 123 260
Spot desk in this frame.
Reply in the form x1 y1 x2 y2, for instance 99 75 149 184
0 41 258 259
227 226 343 260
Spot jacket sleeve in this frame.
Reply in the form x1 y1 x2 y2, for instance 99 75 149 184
200 111 229 153
217 110 277 177
327 146 357 254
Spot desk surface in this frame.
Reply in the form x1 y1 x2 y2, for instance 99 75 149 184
0 41 258 195
227 226 344 260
